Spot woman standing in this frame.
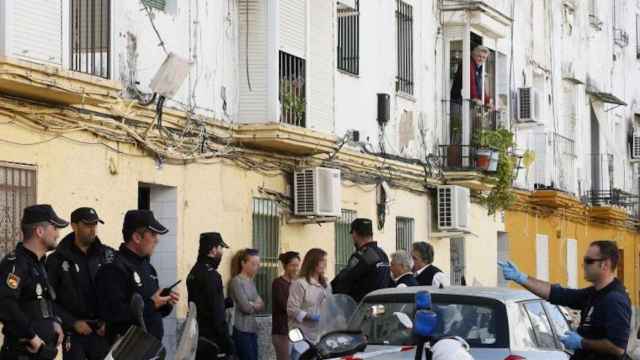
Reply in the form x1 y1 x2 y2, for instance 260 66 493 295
272 251 301 360
287 248 332 358
229 248 263 360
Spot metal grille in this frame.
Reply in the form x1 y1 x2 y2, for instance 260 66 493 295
438 187 452 228
337 1 359 75
0 163 37 258
142 0 165 11
252 198 280 314
279 51 306 127
395 217 414 252
335 210 356 274
450 237 465 286
71 0 111 78
294 169 315 214
396 0 414 95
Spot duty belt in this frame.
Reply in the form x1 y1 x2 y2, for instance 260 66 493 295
20 299 55 319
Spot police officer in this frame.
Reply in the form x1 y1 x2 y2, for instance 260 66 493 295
187 232 234 359
46 208 113 359
95 209 180 344
0 204 67 359
499 240 631 360
331 218 390 302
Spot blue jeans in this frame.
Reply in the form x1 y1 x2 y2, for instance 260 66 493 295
233 327 258 360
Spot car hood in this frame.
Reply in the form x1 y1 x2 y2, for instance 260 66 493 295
328 345 511 359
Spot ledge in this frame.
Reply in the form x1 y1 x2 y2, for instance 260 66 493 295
442 170 496 192
0 57 121 105
530 190 581 209
588 206 629 222
233 122 337 155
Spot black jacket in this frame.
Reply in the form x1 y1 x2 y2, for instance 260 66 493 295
187 256 234 355
95 244 173 343
0 243 60 344
46 233 115 331
392 273 418 287
415 265 443 287
331 241 390 302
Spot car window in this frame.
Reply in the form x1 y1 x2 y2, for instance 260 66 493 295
349 300 508 348
543 303 571 338
523 301 559 350
514 304 539 349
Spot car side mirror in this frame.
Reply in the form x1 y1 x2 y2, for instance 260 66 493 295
289 328 304 343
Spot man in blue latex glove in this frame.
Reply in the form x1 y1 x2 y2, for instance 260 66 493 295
499 240 631 360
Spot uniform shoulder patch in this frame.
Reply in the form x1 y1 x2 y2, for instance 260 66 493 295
103 248 116 264
6 273 20 289
347 255 360 269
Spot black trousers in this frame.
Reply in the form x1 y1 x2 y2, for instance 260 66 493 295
0 341 51 360
62 334 110 360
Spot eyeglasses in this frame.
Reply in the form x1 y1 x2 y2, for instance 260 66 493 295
583 257 607 265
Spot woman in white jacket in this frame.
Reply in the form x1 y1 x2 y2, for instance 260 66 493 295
287 248 331 359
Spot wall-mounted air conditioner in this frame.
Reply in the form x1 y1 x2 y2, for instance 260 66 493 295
517 87 541 124
437 185 470 232
294 167 341 217
632 130 640 160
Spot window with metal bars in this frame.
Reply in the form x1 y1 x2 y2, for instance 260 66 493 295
141 0 166 11
396 0 414 95
0 163 37 259
335 209 356 274
252 198 280 314
71 0 111 79
395 217 414 251
337 1 360 75
279 51 306 127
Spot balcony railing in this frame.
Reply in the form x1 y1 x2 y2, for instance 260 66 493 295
584 188 639 212
438 144 481 171
446 100 504 144
279 51 306 127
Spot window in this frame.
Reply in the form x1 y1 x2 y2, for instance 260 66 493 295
71 0 111 78
337 1 359 75
450 237 466 285
0 163 37 258
396 0 413 95
395 217 414 251
335 210 356 273
279 51 306 127
543 303 571 339
252 198 280 314
636 14 640 59
142 0 166 11
350 298 508 348
523 302 558 350
536 234 549 281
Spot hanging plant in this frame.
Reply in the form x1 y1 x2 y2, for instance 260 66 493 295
476 128 517 215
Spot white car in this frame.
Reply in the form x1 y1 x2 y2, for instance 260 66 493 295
345 286 573 360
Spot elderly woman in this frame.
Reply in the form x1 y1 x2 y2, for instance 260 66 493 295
390 250 417 287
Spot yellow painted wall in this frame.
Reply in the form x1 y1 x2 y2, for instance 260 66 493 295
506 209 639 305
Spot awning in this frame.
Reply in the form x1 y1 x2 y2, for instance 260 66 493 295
586 88 627 106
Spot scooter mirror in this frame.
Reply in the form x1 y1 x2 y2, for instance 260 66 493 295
289 328 304 343
393 312 413 329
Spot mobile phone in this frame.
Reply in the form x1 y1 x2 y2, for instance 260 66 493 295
160 280 181 296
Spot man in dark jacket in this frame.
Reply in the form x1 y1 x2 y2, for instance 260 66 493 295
412 242 449 288
187 232 234 359
390 250 417 288
95 210 180 344
331 218 390 302
499 240 631 360
46 207 113 359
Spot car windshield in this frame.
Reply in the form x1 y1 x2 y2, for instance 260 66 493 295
349 298 508 348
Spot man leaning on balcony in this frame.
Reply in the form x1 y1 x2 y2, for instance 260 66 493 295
450 45 493 108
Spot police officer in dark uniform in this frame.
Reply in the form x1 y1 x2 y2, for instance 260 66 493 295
0 204 67 359
331 218 390 302
499 240 631 360
95 209 180 344
46 208 113 359
187 232 234 359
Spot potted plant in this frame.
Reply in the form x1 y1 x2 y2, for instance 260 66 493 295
473 129 501 172
478 128 517 215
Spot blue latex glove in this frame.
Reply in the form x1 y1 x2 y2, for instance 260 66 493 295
560 331 583 350
497 261 528 285
307 314 320 322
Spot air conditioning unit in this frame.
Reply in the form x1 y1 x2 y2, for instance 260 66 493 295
632 130 640 160
294 167 341 217
517 87 541 123
337 0 357 10
437 185 470 232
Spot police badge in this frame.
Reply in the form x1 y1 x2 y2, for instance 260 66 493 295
6 273 19 289
62 261 70 272
36 283 43 298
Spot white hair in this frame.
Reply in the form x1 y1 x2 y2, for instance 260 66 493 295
390 250 414 272
472 45 490 56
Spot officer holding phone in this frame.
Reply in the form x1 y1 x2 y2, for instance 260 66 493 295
46 207 113 360
95 210 180 343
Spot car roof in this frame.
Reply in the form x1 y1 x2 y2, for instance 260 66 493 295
363 286 540 303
